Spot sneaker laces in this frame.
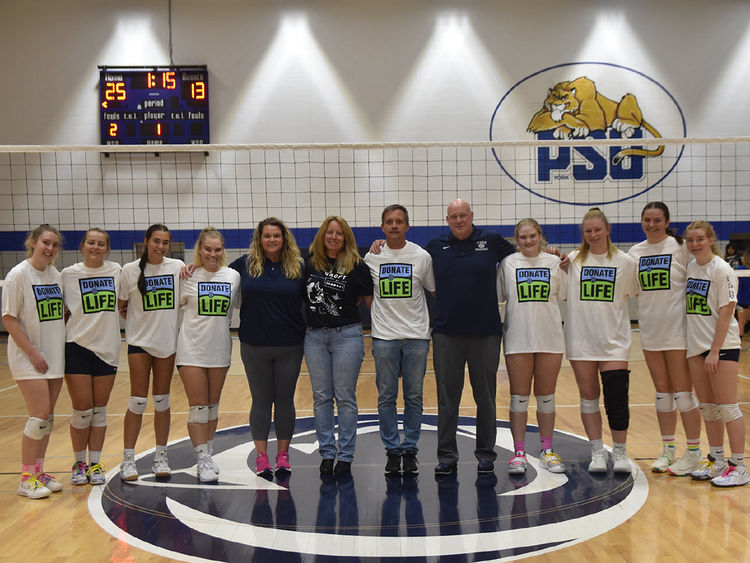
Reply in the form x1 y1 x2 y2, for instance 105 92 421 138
36 472 56 484
542 451 562 465
508 452 526 466
22 472 45 489
87 463 103 475
719 464 736 478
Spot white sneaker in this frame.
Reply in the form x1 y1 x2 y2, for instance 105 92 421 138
17 473 51 499
711 463 750 487
36 472 63 492
588 448 609 473
207 455 220 475
667 450 701 476
690 455 727 481
651 445 676 473
120 453 139 481
197 455 218 483
507 452 527 474
539 450 566 473
152 450 171 477
87 463 107 485
612 449 633 474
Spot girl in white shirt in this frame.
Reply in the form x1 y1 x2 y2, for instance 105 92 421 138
628 202 702 475
177 227 240 482
61 228 121 486
565 208 637 475
118 224 184 481
3 225 65 499
497 219 567 475
683 221 746 487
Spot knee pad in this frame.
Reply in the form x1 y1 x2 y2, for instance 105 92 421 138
674 391 699 413
152 394 170 412
601 370 630 431
46 414 54 435
24 417 47 440
91 406 107 427
580 397 600 414
71 408 93 430
536 394 555 414
718 403 742 423
188 405 209 424
654 392 676 413
208 402 219 421
509 394 530 413
128 396 148 415
699 403 721 422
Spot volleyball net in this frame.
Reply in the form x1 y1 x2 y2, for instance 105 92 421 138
0 137 748 275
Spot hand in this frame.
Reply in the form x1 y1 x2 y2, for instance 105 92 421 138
29 349 48 374
118 300 128 320
559 252 570 272
704 350 719 375
180 263 196 280
369 239 385 255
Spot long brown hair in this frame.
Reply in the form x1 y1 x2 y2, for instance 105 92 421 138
641 201 683 244
138 224 170 295
247 217 303 279
308 216 361 274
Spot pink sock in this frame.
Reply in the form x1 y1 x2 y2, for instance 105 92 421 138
540 436 553 452
513 441 525 454
34 460 43 474
22 464 35 479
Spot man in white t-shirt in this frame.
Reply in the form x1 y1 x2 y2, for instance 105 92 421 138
365 205 435 475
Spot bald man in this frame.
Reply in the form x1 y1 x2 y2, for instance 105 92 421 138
426 199 515 475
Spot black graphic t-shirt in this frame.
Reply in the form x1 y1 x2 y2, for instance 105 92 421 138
304 257 373 329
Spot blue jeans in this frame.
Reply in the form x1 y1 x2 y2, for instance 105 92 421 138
304 324 365 462
371 338 429 454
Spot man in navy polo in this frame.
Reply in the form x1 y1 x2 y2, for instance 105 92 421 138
427 199 515 475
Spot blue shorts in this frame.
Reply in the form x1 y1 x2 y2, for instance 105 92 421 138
66 342 118 377
699 348 740 362
128 345 148 355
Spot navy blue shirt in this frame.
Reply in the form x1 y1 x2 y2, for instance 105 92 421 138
229 255 306 347
425 226 514 335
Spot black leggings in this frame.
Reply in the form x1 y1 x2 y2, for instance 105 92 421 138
240 342 304 441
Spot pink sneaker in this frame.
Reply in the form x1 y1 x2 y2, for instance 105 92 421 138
275 451 292 473
255 452 272 475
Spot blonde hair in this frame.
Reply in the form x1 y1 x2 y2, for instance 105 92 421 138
193 227 226 269
308 216 361 274
514 218 547 252
575 208 617 263
247 217 303 279
25 224 62 260
684 221 720 256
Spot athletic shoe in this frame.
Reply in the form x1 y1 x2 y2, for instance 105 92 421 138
275 451 292 473
711 463 750 487
36 472 63 492
87 463 107 485
152 450 171 478
434 462 457 475
588 448 609 473
120 453 138 481
690 455 726 481
612 449 633 474
651 445 676 473
71 461 89 486
666 450 702 476
508 452 528 474
255 452 272 476
17 473 51 499
197 456 219 483
385 453 402 475
539 450 566 474
402 451 419 475
334 460 351 475
320 458 335 476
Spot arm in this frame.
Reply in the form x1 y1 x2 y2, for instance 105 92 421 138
179 263 196 280
118 299 128 320
3 314 48 374
360 295 373 309
704 303 735 374
369 239 385 255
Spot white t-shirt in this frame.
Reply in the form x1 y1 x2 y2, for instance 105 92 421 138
2 260 65 380
61 261 122 367
564 248 637 361
364 241 435 341
628 237 689 351
685 255 741 358
120 257 184 358
176 266 241 367
497 251 566 354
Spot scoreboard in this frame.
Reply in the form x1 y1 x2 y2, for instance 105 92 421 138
99 65 209 145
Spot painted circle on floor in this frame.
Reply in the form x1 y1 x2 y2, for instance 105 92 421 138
89 414 648 561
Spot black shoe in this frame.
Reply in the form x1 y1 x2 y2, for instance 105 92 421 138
402 451 419 474
320 458 335 475
385 453 402 475
334 460 351 475
477 460 495 474
434 462 457 475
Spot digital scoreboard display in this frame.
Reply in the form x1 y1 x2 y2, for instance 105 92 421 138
99 65 209 145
